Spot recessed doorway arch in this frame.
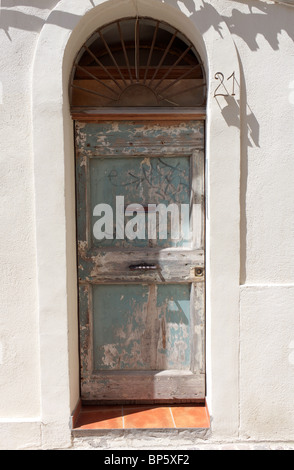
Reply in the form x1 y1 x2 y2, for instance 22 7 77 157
32 0 241 446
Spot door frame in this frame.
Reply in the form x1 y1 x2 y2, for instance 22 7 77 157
32 0 241 446
74 113 206 404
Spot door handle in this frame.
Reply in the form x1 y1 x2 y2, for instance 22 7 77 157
129 263 158 271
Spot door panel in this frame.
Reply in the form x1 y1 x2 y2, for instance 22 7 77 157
93 284 151 371
92 283 192 371
76 120 205 403
89 155 191 248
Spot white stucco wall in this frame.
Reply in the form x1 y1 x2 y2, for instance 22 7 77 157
218 0 294 441
0 0 293 449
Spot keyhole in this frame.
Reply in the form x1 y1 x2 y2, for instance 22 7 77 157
195 268 204 277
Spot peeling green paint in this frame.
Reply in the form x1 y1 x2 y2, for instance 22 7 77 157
76 120 205 402
93 284 149 370
157 284 191 369
89 155 190 248
91 284 191 371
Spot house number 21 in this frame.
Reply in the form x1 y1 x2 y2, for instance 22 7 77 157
214 72 236 97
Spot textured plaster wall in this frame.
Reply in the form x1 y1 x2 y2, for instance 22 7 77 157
218 0 294 440
0 3 54 420
240 287 294 440
0 0 293 448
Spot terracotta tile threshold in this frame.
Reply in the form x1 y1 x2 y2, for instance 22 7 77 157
73 404 210 430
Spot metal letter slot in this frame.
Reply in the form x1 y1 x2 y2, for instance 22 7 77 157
129 263 158 271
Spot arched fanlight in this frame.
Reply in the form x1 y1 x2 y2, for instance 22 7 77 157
70 17 206 110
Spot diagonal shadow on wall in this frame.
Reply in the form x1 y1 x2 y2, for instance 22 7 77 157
1 0 59 7
1 0 293 47
0 9 82 38
1 0 294 52
0 1 82 39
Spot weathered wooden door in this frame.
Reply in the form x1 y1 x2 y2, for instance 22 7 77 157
76 120 205 403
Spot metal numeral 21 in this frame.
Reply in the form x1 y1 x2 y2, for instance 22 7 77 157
214 72 236 97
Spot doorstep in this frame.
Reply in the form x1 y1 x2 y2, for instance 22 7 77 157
71 402 210 436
